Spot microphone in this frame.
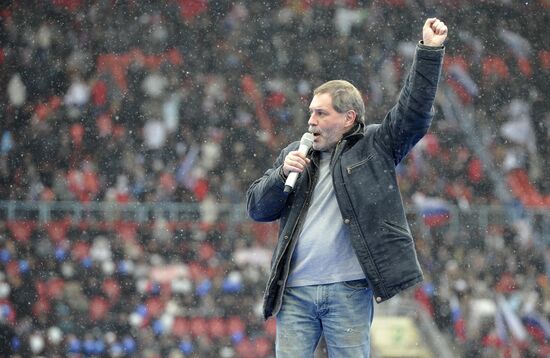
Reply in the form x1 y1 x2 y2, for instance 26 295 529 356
284 132 314 193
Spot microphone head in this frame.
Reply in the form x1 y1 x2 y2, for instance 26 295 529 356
300 132 314 148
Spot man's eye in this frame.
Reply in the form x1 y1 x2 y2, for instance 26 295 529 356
310 110 325 117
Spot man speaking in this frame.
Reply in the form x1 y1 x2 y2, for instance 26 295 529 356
246 18 448 357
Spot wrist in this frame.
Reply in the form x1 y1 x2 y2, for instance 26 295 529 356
419 40 444 49
279 167 288 181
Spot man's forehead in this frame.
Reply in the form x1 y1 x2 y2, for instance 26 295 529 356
309 93 333 110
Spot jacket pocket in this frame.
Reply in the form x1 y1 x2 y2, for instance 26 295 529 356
346 153 376 174
383 220 411 236
342 278 370 289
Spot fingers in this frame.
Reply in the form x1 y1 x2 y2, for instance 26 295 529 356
423 17 448 46
425 17 447 35
425 18 437 27
433 19 448 35
283 151 310 176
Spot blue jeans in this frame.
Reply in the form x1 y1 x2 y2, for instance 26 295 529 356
276 279 374 358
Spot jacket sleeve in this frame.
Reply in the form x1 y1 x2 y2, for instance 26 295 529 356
246 147 291 222
376 42 445 165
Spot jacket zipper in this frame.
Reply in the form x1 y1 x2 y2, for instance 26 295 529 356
346 153 376 174
269 157 318 314
330 140 344 171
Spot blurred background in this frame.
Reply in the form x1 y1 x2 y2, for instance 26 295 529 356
0 0 549 357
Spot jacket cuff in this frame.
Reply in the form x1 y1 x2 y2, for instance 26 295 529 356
416 41 445 60
418 41 444 51
278 166 288 182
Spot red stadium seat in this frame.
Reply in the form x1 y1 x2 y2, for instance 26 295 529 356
227 316 245 335
264 318 276 338
89 296 110 321
208 317 227 338
36 280 48 300
71 242 91 261
46 278 65 300
172 316 190 338
102 278 121 301
45 220 70 244
198 242 215 261
254 337 272 358
190 316 208 337
235 338 255 358
6 261 21 278
32 299 51 317
115 221 139 242
144 296 165 318
251 222 278 245
7 220 35 243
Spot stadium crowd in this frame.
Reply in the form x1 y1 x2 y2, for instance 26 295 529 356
1 0 549 357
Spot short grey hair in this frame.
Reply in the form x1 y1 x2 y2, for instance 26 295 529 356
313 80 365 124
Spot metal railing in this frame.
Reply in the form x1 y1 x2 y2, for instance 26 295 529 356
1 200 548 239
0 200 244 224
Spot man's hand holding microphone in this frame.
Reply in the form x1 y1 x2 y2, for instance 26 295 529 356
282 132 314 193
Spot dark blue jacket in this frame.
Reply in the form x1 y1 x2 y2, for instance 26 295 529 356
247 43 444 319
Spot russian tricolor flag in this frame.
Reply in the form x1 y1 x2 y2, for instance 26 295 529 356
522 312 550 344
412 193 451 228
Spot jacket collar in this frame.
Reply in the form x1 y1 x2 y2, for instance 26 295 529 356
343 121 365 143
310 121 365 165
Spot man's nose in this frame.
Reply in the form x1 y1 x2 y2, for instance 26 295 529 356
308 114 317 126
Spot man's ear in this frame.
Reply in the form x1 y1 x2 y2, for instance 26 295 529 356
345 110 357 128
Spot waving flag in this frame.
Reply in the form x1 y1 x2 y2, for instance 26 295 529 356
412 193 451 228
498 29 531 59
175 144 200 188
497 295 528 344
522 312 550 344
450 295 466 342
447 64 479 104
495 306 509 346
241 75 276 148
